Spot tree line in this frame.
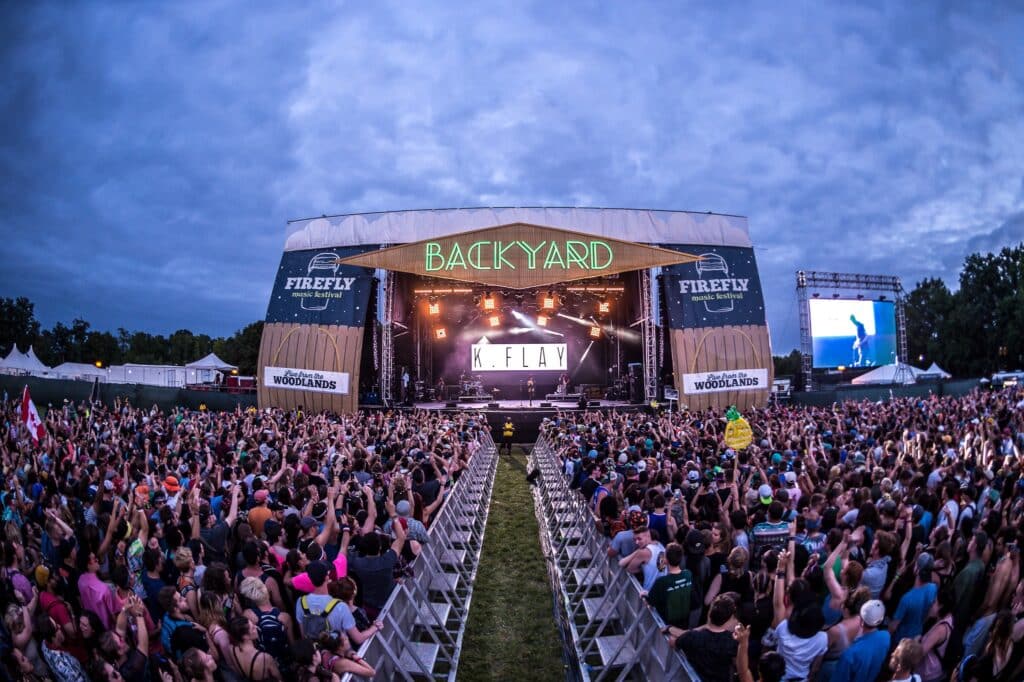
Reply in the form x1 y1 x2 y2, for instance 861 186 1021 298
773 242 1023 382
0 297 263 376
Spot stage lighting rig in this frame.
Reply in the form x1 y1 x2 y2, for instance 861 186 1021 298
483 294 496 310
428 301 440 315
537 315 548 327
598 301 610 314
542 292 555 309
434 328 447 339
589 326 602 339
488 315 501 327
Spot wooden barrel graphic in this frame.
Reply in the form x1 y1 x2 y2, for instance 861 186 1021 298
257 322 364 414
669 324 773 412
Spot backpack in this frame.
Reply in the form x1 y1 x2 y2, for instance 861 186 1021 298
299 596 340 638
251 607 290 661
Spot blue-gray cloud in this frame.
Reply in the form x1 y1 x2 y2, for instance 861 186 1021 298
1 1 1022 354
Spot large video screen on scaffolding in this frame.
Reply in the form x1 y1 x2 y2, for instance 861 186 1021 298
810 299 897 368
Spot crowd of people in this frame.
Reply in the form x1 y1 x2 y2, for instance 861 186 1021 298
543 386 1024 682
0 397 487 681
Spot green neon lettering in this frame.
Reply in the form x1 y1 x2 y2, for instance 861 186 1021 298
543 241 567 269
494 241 517 269
565 240 589 269
466 241 491 270
516 240 546 269
590 241 613 269
445 242 467 270
425 243 443 271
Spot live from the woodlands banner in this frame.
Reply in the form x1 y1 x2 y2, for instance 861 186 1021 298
264 366 350 395
264 246 375 326
661 245 767 329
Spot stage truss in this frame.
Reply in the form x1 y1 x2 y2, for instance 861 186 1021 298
795 270 907 390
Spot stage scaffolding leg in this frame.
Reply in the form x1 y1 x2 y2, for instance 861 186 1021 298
380 270 396 406
640 268 657 403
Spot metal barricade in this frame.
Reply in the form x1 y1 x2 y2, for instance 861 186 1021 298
529 434 699 682
341 431 499 681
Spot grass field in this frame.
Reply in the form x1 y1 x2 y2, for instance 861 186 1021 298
459 447 567 680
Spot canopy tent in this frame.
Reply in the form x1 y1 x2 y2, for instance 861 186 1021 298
0 346 50 374
924 362 952 379
53 362 109 381
850 362 925 385
186 352 237 372
0 347 29 371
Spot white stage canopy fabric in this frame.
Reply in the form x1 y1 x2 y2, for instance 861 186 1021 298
851 363 925 385
925 362 952 378
283 207 751 251
186 352 237 371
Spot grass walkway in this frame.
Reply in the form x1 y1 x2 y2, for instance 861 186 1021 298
459 446 567 680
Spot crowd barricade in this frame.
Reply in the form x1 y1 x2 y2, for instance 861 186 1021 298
341 431 499 681
529 434 698 682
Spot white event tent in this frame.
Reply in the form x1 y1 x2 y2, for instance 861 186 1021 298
850 362 925 385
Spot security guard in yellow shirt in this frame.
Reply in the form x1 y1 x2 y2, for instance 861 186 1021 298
502 417 515 455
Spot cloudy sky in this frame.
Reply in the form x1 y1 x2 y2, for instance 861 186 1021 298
2 1 1022 353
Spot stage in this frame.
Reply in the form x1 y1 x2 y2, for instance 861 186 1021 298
360 397 646 442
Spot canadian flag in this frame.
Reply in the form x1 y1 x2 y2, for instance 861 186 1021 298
21 386 46 442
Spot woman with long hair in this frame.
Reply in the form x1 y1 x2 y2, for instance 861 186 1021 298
916 588 956 682
823 536 865 626
194 591 233 665
180 647 218 682
315 631 375 679
225 615 280 681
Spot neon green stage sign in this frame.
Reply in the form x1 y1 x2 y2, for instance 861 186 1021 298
425 239 613 271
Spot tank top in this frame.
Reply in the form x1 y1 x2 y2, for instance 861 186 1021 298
648 512 669 544
916 615 952 681
641 543 667 591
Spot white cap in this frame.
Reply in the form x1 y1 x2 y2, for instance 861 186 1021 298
860 600 885 627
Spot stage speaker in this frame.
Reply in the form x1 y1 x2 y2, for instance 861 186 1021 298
488 402 500 409
540 402 552 407
445 401 457 409
588 400 600 407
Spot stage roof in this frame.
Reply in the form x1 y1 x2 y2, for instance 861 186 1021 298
283 207 751 252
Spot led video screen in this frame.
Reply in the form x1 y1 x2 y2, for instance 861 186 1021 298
809 299 897 369
470 341 568 371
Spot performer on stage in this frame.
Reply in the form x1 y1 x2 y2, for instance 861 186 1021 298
850 314 869 367
401 367 411 404
526 375 535 406
557 373 570 396
436 376 446 401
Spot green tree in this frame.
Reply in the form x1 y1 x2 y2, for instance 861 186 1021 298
905 277 955 370
0 297 41 355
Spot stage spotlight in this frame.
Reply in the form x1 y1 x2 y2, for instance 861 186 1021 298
537 315 548 327
542 293 555 309
489 315 500 327
483 292 496 310
598 301 610 314
434 328 447 339
589 326 601 339
428 302 440 316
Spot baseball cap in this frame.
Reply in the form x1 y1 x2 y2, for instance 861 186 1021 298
300 516 318 531
687 470 700 483
685 529 706 555
771 453 783 465
917 552 934 574
860 600 885 627
758 484 773 505
254 490 269 503
784 471 797 485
